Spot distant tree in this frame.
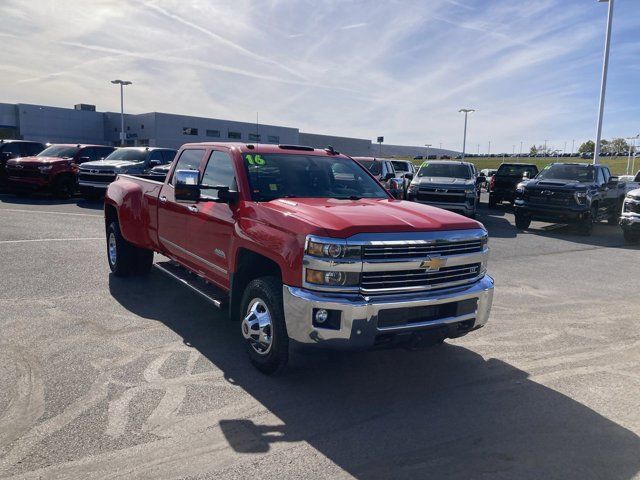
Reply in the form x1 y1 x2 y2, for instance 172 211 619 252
578 140 595 154
600 139 611 153
529 145 538 156
609 137 630 153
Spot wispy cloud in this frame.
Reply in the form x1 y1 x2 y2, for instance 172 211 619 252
0 0 638 151
340 22 368 30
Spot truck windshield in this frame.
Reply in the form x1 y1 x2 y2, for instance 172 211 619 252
37 146 80 158
392 161 410 173
243 154 389 201
497 164 537 177
104 149 148 162
537 164 595 182
417 163 471 179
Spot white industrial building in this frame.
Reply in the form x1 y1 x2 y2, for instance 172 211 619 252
0 102 458 158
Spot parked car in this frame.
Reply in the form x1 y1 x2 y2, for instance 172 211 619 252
6 144 115 198
353 157 404 199
0 140 46 185
488 163 539 207
620 185 640 243
78 147 177 199
104 143 494 374
514 163 625 236
479 168 497 190
391 159 417 196
406 160 484 217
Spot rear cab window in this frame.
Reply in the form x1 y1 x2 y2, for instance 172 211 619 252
496 164 538 177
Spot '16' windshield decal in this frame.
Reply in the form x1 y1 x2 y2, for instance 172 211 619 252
245 154 266 166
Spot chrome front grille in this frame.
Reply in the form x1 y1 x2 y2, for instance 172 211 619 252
363 239 483 260
362 263 481 292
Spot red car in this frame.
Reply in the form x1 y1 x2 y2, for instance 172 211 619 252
6 144 115 198
104 143 494 373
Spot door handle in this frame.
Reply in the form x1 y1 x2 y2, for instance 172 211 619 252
159 195 167 203
188 205 199 213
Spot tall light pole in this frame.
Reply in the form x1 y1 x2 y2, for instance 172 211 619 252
544 140 548 157
111 79 132 146
424 144 432 160
519 141 523 156
488 141 491 156
458 108 475 160
626 135 639 174
477 144 480 155
594 0 615 165
572 139 575 156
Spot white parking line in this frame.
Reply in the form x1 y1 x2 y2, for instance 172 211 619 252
0 208 101 217
0 237 103 244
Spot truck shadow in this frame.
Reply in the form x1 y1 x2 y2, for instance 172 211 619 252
108 272 640 479
0 192 103 211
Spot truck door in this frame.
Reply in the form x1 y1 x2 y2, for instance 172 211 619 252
600 166 620 215
157 148 206 269
185 149 237 289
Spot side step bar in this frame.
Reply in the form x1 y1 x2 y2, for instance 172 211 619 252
154 261 227 308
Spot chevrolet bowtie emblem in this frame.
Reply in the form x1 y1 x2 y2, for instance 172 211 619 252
420 256 446 271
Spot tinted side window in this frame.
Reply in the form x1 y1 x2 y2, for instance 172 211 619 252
202 151 236 189
78 148 95 162
602 167 611 183
162 150 177 164
95 147 114 159
170 149 205 185
148 150 164 163
2 143 22 156
22 143 44 156
596 168 605 185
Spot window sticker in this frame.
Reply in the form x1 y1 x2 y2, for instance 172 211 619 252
245 154 266 166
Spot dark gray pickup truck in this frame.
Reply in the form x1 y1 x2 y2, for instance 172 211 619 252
78 147 176 199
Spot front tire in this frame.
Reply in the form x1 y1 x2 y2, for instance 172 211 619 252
52 176 75 199
106 221 153 277
240 277 289 375
577 207 596 236
515 212 531 230
623 228 640 243
488 195 497 208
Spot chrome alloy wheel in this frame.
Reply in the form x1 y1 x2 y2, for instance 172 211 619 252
242 298 273 355
108 232 117 266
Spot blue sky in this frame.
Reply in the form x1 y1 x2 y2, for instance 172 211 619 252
0 0 638 152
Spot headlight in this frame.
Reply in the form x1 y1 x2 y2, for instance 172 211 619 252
305 269 360 286
38 165 53 172
574 191 587 204
306 240 361 259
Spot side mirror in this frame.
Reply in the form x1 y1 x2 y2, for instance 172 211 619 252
608 176 619 187
78 156 91 163
149 159 161 167
174 170 200 202
384 172 395 181
405 173 414 180
476 176 486 185
201 185 238 204
522 171 530 180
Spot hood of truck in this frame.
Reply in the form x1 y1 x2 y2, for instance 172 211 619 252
415 177 475 188
525 179 590 190
7 156 71 167
80 160 144 171
258 197 481 237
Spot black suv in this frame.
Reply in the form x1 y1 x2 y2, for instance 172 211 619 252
78 147 177 199
514 163 624 235
0 140 46 184
489 163 538 207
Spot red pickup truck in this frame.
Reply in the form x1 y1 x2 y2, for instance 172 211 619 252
6 144 115 198
105 143 494 374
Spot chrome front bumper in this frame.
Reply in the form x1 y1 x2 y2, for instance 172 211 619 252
283 276 494 348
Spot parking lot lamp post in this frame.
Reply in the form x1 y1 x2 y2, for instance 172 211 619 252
458 109 474 160
594 0 615 165
520 141 523 156
111 80 132 146
544 140 548 156
424 144 431 160
626 135 638 174
488 141 491 156
572 139 575 155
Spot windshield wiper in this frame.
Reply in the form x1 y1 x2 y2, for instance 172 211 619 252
334 195 363 200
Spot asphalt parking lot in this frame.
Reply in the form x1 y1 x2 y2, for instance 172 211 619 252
0 192 638 480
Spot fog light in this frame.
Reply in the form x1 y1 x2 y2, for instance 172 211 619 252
315 309 329 324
